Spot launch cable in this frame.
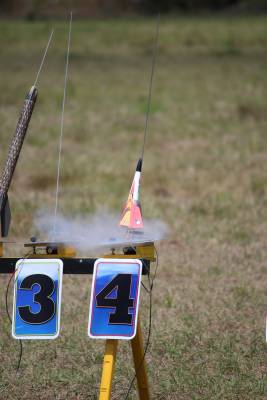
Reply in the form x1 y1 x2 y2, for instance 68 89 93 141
123 247 159 400
5 252 31 371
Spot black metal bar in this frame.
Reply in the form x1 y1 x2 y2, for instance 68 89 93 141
0 258 150 275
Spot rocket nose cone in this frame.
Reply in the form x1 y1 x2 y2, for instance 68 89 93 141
136 158 142 172
27 86 38 101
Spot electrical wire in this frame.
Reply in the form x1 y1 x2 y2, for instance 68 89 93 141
141 281 151 294
5 252 31 371
123 245 159 399
151 244 159 289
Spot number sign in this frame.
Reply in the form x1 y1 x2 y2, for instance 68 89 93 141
88 258 142 340
12 259 63 339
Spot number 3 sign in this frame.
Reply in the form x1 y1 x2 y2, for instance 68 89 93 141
88 258 142 340
12 259 63 339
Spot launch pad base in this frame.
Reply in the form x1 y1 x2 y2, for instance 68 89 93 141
0 241 153 399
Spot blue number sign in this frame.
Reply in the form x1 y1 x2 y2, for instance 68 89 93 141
12 259 63 339
88 258 142 340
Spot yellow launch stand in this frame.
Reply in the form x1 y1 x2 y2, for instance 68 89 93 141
0 241 154 400
99 321 149 400
99 244 155 400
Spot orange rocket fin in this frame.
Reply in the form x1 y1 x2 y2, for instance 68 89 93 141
119 198 144 229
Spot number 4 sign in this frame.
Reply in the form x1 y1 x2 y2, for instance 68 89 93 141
12 259 63 339
88 258 142 340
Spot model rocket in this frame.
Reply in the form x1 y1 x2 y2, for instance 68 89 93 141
119 158 144 230
0 86 38 237
119 15 159 232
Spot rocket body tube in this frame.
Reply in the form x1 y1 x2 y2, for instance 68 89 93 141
0 86 38 237
0 86 37 197
119 158 144 230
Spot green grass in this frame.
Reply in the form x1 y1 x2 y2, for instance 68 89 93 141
0 15 267 399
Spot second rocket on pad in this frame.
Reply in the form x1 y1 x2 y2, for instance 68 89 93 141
119 158 144 230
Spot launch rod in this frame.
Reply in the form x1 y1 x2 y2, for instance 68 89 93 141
53 13 72 235
34 29 54 87
119 17 160 231
140 14 160 168
0 29 54 237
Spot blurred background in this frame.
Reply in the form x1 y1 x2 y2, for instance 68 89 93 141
1 0 267 18
0 2 267 400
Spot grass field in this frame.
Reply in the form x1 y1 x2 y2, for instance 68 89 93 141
0 15 267 399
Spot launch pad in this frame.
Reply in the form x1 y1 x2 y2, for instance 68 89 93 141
0 12 161 399
0 240 154 399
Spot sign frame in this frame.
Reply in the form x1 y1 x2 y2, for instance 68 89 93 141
12 258 63 340
88 258 142 340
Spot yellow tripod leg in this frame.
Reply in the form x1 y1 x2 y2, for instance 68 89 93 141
131 320 150 400
99 339 118 400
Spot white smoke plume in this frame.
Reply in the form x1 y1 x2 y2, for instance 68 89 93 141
34 209 168 252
